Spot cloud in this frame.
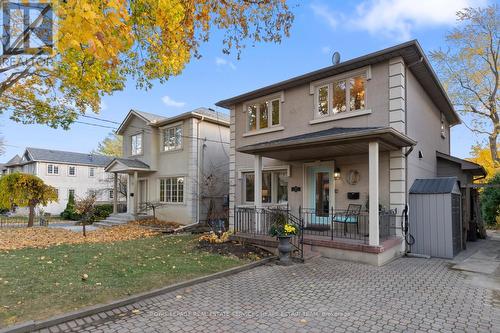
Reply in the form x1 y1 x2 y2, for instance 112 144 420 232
312 0 488 41
162 95 186 108
310 3 339 29
215 57 236 70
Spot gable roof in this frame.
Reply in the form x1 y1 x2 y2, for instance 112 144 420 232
4 154 22 166
24 148 113 167
116 108 229 135
410 177 459 194
104 158 150 172
436 151 487 177
215 40 460 126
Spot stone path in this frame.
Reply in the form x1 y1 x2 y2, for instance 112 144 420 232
36 255 500 333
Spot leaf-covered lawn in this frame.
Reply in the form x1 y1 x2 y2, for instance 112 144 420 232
0 234 248 327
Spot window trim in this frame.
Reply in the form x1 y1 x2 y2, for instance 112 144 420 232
68 165 76 177
109 189 114 200
161 122 183 152
243 92 284 135
47 164 59 175
159 176 185 204
131 132 143 156
440 112 446 139
89 167 95 178
310 66 371 121
241 169 289 205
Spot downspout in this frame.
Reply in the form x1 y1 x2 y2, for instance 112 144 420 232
402 57 422 254
196 116 205 224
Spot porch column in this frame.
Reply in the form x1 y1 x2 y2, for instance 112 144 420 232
113 172 118 214
133 171 138 216
127 174 132 214
369 141 380 246
254 155 262 232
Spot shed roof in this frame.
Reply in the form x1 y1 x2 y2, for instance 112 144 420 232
409 177 459 194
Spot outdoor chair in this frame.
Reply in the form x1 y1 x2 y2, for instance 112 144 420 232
332 204 362 235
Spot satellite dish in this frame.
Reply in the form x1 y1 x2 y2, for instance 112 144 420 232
332 51 340 65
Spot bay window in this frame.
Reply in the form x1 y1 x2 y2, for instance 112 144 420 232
246 98 281 132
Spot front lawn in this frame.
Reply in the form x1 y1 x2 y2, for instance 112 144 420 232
0 234 250 327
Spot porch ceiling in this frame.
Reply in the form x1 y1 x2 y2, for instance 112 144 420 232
237 127 416 161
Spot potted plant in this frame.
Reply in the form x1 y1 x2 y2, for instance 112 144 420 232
269 210 297 265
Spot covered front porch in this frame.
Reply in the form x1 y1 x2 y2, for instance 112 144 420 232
104 158 153 216
233 127 416 264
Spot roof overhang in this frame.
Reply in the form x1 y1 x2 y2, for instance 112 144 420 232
216 40 460 126
237 127 416 161
104 159 151 173
436 151 487 177
153 111 229 128
116 110 152 135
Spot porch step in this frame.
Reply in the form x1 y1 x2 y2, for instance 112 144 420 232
94 213 137 228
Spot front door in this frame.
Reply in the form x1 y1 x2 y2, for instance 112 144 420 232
306 165 333 225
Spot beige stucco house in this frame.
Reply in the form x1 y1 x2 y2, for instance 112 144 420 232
216 40 485 265
105 108 230 225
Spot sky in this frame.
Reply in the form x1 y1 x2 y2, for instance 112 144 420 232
0 0 493 163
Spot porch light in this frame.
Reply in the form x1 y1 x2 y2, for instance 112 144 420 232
334 168 341 180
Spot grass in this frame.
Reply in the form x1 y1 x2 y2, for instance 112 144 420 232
0 234 248 327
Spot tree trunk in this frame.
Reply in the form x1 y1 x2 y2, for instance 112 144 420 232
28 205 35 227
488 132 499 165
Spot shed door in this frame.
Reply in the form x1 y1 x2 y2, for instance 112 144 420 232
451 193 462 255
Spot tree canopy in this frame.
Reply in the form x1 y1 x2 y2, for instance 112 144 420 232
94 132 123 157
467 144 499 182
0 173 58 226
430 5 499 164
0 0 294 129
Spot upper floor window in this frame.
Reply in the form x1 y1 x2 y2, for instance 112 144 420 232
89 167 95 177
47 164 59 175
314 75 366 118
246 98 280 132
131 133 143 156
159 177 184 203
68 166 76 176
162 125 182 151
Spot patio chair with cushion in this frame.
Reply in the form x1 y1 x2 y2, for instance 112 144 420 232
332 204 362 235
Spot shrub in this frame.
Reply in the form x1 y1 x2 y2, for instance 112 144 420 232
60 192 81 220
481 172 500 226
91 204 113 222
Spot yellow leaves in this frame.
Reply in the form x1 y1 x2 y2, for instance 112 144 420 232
198 231 232 244
0 225 160 251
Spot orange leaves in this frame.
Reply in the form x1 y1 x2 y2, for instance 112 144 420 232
0 225 160 251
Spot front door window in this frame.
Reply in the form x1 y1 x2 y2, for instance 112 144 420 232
315 172 330 216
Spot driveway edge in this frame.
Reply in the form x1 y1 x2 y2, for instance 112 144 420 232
0 256 276 333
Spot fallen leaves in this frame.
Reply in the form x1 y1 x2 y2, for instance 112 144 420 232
0 225 160 250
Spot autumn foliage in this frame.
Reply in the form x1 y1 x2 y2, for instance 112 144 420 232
0 173 58 227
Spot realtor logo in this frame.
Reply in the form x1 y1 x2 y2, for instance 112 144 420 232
1 0 53 56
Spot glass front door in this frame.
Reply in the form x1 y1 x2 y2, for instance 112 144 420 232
307 166 333 224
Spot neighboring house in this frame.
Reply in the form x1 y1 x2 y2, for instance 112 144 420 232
2 147 117 215
216 40 486 265
105 108 230 225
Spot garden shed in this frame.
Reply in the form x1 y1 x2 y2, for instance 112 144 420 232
409 177 462 259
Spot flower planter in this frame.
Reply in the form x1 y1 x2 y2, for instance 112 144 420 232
277 235 293 265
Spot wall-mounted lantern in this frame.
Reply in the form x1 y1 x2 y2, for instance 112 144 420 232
334 167 341 180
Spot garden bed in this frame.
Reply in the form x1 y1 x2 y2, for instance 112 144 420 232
197 239 273 260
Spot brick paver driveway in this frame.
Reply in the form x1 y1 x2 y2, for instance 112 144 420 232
38 257 499 333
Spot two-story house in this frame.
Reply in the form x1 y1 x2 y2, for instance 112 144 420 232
216 40 485 265
104 108 230 225
2 147 115 214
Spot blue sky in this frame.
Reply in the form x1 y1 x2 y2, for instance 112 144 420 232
0 0 492 162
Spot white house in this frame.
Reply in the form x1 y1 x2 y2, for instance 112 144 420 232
2 147 116 215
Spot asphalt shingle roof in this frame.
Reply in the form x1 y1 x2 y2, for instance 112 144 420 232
26 148 114 167
4 154 21 166
409 177 458 194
